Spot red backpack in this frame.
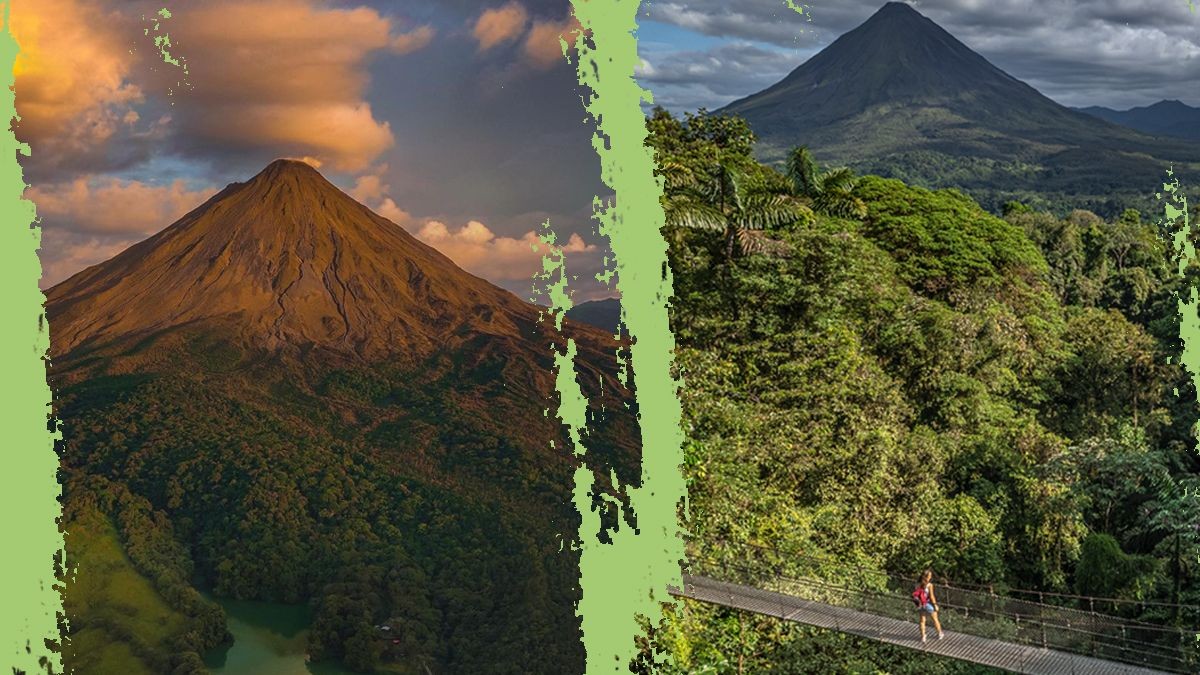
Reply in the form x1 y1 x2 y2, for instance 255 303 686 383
911 584 929 608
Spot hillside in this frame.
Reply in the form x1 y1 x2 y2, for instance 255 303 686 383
1076 100 1200 141
718 2 1200 214
565 297 623 334
51 160 637 674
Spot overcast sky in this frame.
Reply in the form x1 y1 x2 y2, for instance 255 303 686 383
14 0 1200 299
638 0 1200 112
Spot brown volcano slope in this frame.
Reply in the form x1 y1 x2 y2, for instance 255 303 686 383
47 159 610 362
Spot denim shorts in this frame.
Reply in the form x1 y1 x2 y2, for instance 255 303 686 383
919 603 936 613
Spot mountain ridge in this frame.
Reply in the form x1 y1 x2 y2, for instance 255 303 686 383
1075 99 1200 141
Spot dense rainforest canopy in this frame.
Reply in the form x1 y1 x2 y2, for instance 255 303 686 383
55 333 637 674
639 107 1200 673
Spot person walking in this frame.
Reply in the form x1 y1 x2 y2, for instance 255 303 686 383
912 568 944 643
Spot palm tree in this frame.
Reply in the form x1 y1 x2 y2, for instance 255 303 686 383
785 146 867 219
659 158 812 264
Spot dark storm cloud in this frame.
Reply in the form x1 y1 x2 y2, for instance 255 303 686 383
640 1 817 46
638 42 806 111
641 0 1200 109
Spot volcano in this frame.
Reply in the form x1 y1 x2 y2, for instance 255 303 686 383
50 160 636 674
48 159 570 359
718 2 1200 212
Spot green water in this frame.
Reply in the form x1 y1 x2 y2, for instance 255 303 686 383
204 597 355 675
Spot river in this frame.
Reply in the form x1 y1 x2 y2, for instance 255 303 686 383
203 597 356 675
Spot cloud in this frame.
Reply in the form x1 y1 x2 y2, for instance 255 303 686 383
641 0 1200 110
347 165 413 225
414 219 596 283
471 2 583 70
11 0 438 176
647 1 815 47
350 171 388 203
391 25 437 55
637 41 804 111
522 15 583 69
473 2 529 50
375 198 414 226
28 177 217 235
151 0 435 171
10 0 143 163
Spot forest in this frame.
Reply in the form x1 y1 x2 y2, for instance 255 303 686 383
637 107 1200 673
54 327 637 674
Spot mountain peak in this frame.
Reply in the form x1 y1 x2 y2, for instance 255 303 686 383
257 158 324 179
241 158 335 198
1148 99 1190 110
861 2 941 33
875 2 922 17
717 0 1200 207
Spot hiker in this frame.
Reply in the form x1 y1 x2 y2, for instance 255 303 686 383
912 568 944 643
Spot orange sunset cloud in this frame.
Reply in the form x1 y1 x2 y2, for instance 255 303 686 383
523 15 584 69
473 2 529 51
162 0 435 171
416 219 595 283
11 0 142 157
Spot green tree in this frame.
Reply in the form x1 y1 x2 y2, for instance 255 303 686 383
660 157 811 263
1075 533 1158 601
786 146 867 219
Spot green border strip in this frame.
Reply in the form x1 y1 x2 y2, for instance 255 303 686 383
1158 171 1200 616
142 7 190 99
1161 170 1197 403
1 3 64 674
549 1 687 671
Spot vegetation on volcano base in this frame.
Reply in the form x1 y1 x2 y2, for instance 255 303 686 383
56 356 594 674
637 108 1200 673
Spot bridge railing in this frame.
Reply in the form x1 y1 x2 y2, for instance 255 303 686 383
687 540 1199 674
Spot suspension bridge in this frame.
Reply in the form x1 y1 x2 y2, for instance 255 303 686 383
670 542 1199 674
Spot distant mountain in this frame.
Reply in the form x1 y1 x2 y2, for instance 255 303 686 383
719 2 1200 214
1075 100 1200 141
50 160 637 674
566 297 622 334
